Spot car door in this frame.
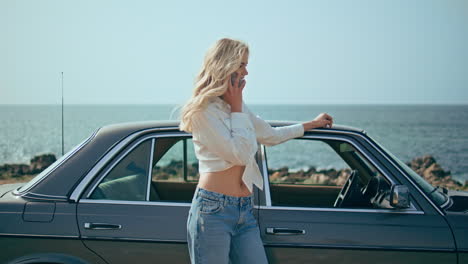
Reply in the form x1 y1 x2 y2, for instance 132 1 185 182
258 135 456 264
76 133 199 264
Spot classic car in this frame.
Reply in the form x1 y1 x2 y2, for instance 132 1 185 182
0 120 467 264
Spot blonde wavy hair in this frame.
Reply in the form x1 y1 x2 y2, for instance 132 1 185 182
178 38 249 133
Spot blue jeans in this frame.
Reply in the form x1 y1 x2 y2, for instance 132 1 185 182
187 187 268 264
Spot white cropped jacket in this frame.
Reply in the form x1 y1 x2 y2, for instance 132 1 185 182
189 96 305 193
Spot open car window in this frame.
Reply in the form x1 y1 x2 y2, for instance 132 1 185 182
264 138 395 210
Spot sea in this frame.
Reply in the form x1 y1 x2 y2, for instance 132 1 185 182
1 104 467 184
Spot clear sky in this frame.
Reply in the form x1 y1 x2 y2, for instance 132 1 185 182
1 0 467 105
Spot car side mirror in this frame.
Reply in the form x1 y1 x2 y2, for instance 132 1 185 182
390 185 410 209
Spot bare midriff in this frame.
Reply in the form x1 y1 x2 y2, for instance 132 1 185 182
198 165 252 197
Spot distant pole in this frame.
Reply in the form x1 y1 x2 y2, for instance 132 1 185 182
61 72 64 156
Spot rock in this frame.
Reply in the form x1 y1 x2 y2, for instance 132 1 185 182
168 160 183 169
29 154 56 174
423 163 449 179
157 173 170 180
408 155 462 190
408 155 436 171
317 173 331 185
0 153 56 179
270 171 283 182
305 167 317 175
303 173 330 185
333 169 351 186
287 170 308 183
187 162 199 178
272 167 351 186
269 167 289 182
266 155 465 191
0 164 31 177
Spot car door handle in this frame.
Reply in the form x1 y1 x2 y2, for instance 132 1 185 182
84 222 122 230
266 227 306 235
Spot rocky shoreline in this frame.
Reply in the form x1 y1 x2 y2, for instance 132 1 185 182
0 154 56 185
267 155 467 191
1 153 467 191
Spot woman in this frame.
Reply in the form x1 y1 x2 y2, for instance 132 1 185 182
179 38 333 264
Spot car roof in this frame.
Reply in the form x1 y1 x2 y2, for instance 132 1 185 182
98 120 366 138
17 120 366 199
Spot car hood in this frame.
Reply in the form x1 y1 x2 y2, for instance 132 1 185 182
0 183 24 198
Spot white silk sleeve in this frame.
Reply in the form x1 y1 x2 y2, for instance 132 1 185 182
243 102 305 147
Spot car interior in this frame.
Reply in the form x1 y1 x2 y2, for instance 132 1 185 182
268 140 393 209
148 137 393 209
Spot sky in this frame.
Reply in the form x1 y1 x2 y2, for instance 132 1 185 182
1 0 467 105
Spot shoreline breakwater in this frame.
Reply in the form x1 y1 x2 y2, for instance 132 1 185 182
0 153 466 191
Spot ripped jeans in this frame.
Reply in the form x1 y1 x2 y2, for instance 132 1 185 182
186 187 269 264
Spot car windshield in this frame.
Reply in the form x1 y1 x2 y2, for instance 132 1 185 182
369 136 447 207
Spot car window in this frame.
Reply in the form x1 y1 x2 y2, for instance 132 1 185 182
88 136 199 203
150 137 199 202
89 140 152 201
265 138 393 209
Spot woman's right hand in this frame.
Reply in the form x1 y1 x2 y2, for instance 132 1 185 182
303 113 334 130
222 73 245 113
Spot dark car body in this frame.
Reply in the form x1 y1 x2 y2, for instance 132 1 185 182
1 120 467 264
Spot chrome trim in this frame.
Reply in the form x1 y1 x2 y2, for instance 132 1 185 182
70 131 187 202
84 222 122 230
308 128 367 136
13 128 99 195
146 138 155 201
27 192 68 199
266 227 306 235
260 144 272 207
79 198 191 207
262 243 454 253
21 192 68 201
440 194 452 209
81 236 187 243
0 233 79 238
254 202 416 214
258 205 424 214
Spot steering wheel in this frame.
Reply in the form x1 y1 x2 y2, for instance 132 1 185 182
334 170 360 208
361 175 392 208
